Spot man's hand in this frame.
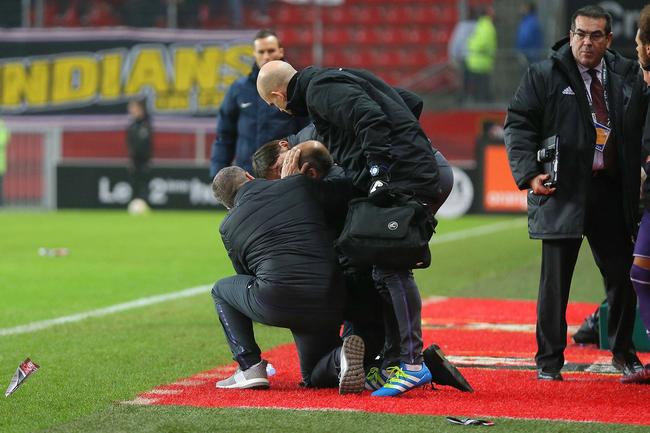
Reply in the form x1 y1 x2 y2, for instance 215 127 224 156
529 173 556 195
280 148 310 178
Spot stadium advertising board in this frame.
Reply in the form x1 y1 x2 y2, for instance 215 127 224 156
0 28 254 115
57 163 218 209
481 144 527 213
566 0 644 58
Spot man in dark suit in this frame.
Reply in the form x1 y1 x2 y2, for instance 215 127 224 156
505 5 647 380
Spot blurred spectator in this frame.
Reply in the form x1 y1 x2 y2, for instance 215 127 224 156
0 119 9 206
516 3 544 63
447 7 478 102
126 98 153 202
465 5 497 103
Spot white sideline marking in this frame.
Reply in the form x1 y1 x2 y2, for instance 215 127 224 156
422 321 580 334
431 218 527 245
422 296 447 305
0 284 211 337
172 379 206 387
147 389 182 395
122 397 158 405
1 221 521 338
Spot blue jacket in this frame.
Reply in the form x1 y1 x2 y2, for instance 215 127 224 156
210 64 309 177
516 12 543 63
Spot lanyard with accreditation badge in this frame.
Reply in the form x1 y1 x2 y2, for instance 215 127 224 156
586 64 611 153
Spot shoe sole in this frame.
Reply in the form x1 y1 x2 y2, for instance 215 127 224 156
339 335 365 395
423 344 474 392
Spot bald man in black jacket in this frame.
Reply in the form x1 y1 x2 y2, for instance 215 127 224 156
211 166 365 394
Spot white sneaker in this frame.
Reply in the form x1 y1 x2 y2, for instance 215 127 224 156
215 360 269 389
339 335 365 394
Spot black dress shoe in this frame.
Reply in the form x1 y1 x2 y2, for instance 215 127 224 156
612 355 644 377
571 310 599 344
537 369 563 381
423 344 474 392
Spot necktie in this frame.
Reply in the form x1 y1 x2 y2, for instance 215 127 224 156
587 69 616 172
587 69 608 124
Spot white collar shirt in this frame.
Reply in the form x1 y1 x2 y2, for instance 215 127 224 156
576 58 605 100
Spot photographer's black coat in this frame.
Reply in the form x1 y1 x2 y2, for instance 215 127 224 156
504 39 648 239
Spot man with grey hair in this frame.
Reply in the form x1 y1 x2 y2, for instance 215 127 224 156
210 166 363 393
211 166 252 209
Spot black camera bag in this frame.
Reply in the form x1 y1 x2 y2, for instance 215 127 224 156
335 190 436 269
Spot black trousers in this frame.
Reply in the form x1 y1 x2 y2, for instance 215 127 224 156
340 265 385 367
373 267 423 365
212 275 343 387
536 174 638 371
129 159 149 200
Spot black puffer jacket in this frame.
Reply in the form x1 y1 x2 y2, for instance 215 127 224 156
219 175 354 313
504 39 648 239
286 67 441 201
286 86 423 147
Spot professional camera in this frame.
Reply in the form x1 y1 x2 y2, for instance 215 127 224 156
536 145 556 163
537 137 559 188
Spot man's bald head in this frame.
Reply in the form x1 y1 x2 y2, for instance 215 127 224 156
257 60 297 113
296 140 333 179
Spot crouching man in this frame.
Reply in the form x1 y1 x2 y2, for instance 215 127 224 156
211 166 365 393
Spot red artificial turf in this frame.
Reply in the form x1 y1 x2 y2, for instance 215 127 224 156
137 298 650 425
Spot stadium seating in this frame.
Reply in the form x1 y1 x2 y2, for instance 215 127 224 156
37 0 493 86
275 0 493 85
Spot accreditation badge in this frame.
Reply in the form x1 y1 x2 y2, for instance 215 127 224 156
594 121 611 153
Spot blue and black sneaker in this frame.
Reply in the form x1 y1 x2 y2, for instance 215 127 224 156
364 366 400 391
371 362 432 397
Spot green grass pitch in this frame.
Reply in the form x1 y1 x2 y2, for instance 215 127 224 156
0 210 643 433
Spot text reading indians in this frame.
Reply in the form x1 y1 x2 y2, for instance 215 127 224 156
0 43 252 113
